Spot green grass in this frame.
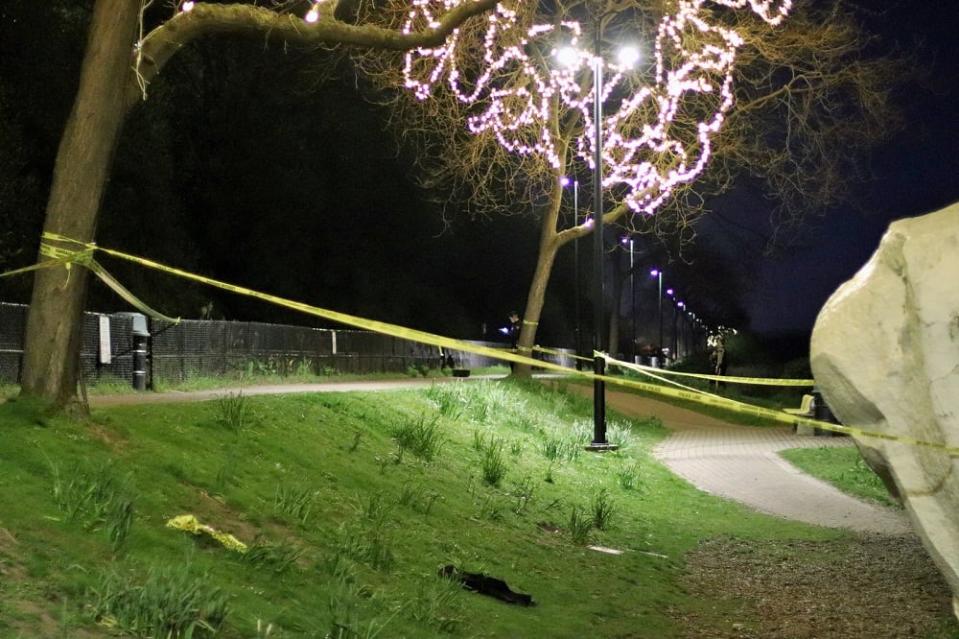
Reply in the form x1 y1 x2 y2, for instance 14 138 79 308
779 446 899 508
0 380 855 637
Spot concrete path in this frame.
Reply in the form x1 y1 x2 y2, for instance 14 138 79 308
577 385 912 535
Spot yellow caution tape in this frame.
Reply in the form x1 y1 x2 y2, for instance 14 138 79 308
600 352 740 401
539 347 814 387
604 353 815 387
533 344 594 363
165 514 248 553
8 232 957 458
38 239 181 325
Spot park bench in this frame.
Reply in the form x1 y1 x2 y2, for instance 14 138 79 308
786 394 816 435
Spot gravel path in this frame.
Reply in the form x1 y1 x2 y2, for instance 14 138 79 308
582 386 912 535
675 535 958 639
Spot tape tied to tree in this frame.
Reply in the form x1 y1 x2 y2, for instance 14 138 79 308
36 235 180 325
5 231 956 458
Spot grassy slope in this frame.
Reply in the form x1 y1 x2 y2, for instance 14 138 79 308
779 447 898 508
0 381 839 638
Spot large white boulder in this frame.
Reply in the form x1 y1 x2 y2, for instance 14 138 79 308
810 202 959 618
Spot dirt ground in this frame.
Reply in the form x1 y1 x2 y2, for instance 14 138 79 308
673 535 959 639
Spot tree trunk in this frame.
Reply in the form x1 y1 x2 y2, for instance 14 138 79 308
513 235 560 378
20 0 139 408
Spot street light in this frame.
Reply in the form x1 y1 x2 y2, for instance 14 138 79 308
650 268 663 367
562 176 582 367
676 301 685 359
554 36 639 451
620 236 636 363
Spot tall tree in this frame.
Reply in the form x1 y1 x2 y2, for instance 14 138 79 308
356 0 902 375
22 0 498 408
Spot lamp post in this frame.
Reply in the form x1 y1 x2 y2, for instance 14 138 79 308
620 236 636 363
650 268 663 366
562 176 582 368
589 32 608 450
555 37 638 451
676 300 685 359
665 287 674 361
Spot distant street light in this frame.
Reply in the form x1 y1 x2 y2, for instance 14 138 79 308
650 268 663 366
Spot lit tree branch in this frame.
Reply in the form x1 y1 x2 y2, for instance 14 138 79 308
132 0 499 105
396 0 795 217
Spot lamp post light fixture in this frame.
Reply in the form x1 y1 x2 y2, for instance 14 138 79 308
554 36 639 452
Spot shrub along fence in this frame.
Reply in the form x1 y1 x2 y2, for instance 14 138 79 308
0 303 574 389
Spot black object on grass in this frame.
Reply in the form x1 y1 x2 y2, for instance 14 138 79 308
439 564 535 606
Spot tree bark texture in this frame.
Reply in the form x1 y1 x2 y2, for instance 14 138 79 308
512 237 560 378
21 0 140 407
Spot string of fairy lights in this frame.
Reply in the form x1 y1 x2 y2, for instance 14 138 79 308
399 0 793 216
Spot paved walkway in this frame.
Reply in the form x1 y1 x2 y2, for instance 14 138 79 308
574 385 912 535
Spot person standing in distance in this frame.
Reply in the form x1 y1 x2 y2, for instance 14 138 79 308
507 311 521 371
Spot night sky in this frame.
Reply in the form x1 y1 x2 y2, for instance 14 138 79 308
707 1 959 334
1 0 957 349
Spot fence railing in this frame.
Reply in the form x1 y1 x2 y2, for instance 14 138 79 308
0 303 575 388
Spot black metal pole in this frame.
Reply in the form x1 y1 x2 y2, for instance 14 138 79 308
657 273 663 367
672 304 678 362
630 239 636 363
573 180 581 369
590 30 609 448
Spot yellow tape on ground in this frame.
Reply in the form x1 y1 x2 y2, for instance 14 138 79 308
166 514 248 553
16 232 959 457
605 354 814 387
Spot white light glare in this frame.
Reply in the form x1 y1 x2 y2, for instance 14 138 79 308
181 0 194 11
616 45 640 69
305 7 319 22
554 46 580 69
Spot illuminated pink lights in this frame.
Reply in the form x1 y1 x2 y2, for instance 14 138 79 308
401 0 792 216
